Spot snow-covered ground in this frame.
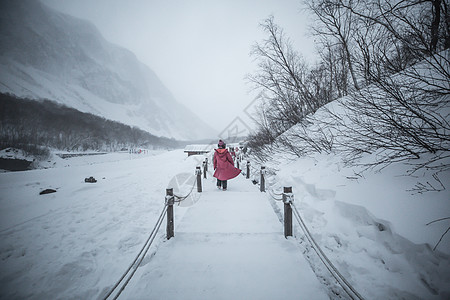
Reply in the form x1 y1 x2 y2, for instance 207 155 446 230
0 149 449 299
259 151 450 299
0 150 197 299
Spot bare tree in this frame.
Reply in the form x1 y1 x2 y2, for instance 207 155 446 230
325 0 450 173
307 0 361 90
248 1 449 183
247 16 329 156
248 16 322 120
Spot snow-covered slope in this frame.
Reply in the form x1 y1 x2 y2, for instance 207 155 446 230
245 82 450 298
258 151 450 299
0 0 215 140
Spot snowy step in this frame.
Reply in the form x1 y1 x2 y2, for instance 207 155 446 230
177 191 282 234
122 175 329 299
125 232 327 299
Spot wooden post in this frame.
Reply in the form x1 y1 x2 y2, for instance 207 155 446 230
196 166 202 193
203 160 207 179
260 166 266 192
236 158 240 169
205 158 208 172
246 161 250 179
283 186 293 238
166 188 174 240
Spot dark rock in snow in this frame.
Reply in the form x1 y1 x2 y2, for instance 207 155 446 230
40 189 56 195
85 176 97 183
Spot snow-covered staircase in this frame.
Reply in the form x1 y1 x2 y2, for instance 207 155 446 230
122 174 329 299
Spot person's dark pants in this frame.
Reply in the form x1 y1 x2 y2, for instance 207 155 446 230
217 179 227 189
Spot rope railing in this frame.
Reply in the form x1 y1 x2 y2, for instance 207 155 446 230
106 155 364 299
103 162 207 299
167 165 206 238
250 164 260 175
292 203 365 300
103 204 168 300
173 178 198 203
267 188 283 201
270 189 283 196
243 158 365 300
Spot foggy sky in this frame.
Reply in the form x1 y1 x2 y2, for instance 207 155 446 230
41 0 317 133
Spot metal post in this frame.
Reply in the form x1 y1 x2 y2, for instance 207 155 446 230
260 166 266 192
203 160 207 179
282 187 293 238
166 188 174 239
246 161 250 179
196 166 202 193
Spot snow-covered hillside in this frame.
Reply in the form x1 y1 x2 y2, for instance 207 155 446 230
0 0 215 140
246 85 450 298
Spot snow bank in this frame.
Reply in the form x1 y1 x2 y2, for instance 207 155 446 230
260 151 450 299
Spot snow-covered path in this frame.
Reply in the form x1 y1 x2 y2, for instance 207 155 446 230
122 175 329 299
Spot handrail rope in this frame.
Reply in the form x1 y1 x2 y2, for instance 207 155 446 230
251 156 364 299
173 178 198 202
105 163 208 298
291 206 353 298
268 185 283 196
291 203 365 300
103 204 168 300
291 206 360 300
261 170 284 199
250 165 260 174
267 188 283 201
112 204 167 300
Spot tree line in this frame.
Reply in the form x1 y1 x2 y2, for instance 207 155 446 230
0 93 181 157
247 0 449 181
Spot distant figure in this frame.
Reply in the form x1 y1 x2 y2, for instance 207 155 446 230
213 140 241 191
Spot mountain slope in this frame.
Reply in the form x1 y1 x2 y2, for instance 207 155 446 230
0 0 215 140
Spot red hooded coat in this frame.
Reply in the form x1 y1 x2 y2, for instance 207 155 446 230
213 148 241 181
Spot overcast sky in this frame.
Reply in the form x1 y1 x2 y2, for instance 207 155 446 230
42 0 318 133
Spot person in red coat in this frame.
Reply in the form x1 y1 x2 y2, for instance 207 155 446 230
213 140 241 190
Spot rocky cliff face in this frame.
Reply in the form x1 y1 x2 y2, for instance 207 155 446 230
0 0 215 140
